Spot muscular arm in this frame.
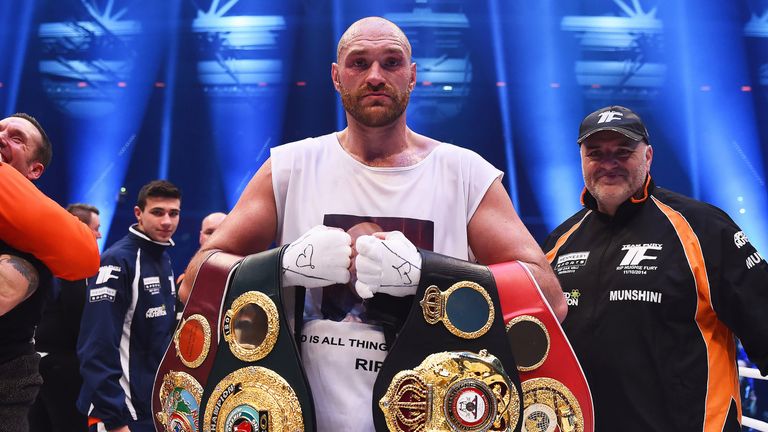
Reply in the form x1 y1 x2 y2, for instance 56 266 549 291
0 163 99 280
179 159 278 303
0 254 39 316
468 179 567 321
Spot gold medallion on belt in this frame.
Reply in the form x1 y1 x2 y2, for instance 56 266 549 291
520 378 584 432
203 366 303 432
380 350 520 432
156 371 204 432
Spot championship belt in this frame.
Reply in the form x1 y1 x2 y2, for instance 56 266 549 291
490 262 594 432
152 248 315 432
373 251 523 432
153 251 242 432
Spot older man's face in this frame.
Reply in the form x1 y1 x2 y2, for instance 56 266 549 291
0 117 44 180
581 130 652 215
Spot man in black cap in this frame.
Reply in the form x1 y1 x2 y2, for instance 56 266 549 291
543 105 768 431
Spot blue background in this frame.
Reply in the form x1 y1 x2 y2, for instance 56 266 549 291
1 0 766 265
2 0 768 424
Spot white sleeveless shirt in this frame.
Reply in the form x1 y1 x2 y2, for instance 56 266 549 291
270 132 502 431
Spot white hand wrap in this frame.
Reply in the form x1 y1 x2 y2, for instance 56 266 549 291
354 231 422 299
281 225 352 288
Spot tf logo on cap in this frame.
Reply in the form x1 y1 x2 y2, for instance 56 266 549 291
577 105 650 145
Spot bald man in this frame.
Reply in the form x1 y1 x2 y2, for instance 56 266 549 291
199 211 226 246
180 17 564 430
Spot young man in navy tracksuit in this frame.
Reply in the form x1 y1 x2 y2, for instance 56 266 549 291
77 180 181 432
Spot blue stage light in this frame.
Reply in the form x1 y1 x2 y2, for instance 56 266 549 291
488 0 519 209
386 7 472 129
663 1 768 252
157 0 182 180
37 0 174 248
561 1 665 100
501 0 583 231
192 2 291 208
0 2 35 116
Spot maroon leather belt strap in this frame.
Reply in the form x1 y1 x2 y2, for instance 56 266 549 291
491 261 594 432
152 251 243 432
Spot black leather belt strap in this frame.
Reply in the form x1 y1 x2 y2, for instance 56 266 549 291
200 246 316 431
372 250 523 432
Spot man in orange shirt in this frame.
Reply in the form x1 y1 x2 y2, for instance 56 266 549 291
0 113 99 431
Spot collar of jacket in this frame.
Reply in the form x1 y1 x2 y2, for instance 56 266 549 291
128 224 175 250
580 175 654 223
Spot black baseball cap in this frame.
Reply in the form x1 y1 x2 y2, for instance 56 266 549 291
577 105 650 145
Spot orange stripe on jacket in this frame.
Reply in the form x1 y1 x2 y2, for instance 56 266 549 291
545 211 592 264
652 196 740 431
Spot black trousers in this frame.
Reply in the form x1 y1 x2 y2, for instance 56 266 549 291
28 352 87 432
0 353 42 432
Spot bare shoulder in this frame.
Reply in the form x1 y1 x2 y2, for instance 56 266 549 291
467 179 550 269
409 130 442 159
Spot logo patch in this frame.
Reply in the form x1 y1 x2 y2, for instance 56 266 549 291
224 405 268 432
444 379 496 431
617 243 662 274
564 289 581 307
597 110 624 123
89 287 116 303
143 276 161 295
609 289 662 304
746 252 764 269
95 265 121 284
146 304 168 319
734 231 749 249
554 252 590 275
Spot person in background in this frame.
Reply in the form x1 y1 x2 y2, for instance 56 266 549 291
173 211 227 322
0 113 99 431
77 180 181 432
544 105 768 431
30 203 102 432
199 211 226 246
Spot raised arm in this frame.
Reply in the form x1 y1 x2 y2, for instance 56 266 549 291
178 159 278 303
0 163 99 280
468 179 567 321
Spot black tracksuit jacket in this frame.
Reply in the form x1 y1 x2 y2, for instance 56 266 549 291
544 178 768 431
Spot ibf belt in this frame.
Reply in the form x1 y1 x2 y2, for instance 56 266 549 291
380 350 520 432
153 251 243 432
374 251 523 432
490 261 594 432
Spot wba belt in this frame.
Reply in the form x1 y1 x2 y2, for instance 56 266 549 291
373 251 524 432
152 248 315 432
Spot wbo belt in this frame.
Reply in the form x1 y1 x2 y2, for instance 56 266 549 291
152 248 315 432
491 261 594 432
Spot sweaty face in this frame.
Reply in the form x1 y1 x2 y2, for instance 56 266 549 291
0 117 44 180
581 131 652 215
335 25 415 127
135 197 181 243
